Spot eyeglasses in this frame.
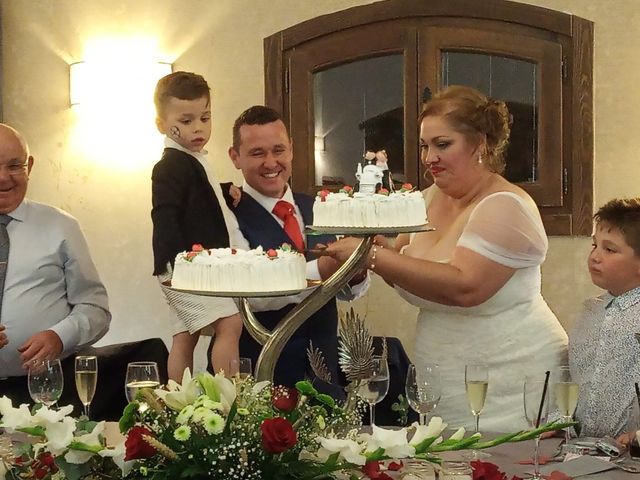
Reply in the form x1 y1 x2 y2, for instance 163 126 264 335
0 163 28 176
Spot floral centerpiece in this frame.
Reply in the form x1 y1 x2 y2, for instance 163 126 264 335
0 370 572 480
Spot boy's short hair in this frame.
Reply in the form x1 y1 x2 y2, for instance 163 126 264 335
154 71 210 117
594 198 640 256
232 105 285 150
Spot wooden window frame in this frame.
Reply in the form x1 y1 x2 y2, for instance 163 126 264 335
264 0 593 235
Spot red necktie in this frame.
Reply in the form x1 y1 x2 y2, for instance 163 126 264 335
272 200 305 251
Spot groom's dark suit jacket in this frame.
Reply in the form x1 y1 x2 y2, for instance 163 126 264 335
218 189 340 388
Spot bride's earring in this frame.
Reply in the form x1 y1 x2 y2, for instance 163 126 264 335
478 152 484 164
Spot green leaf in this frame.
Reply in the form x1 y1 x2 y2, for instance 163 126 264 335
296 381 318 397
223 401 237 436
68 440 104 453
76 418 99 434
315 394 336 409
55 456 91 480
119 402 138 433
16 426 46 438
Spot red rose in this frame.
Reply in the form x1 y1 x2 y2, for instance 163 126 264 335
362 461 393 480
272 386 299 412
378 188 390 195
266 249 278 258
471 460 509 480
260 417 297 453
34 468 48 479
192 244 204 252
388 461 404 471
402 183 413 190
124 426 157 461
38 453 56 468
343 185 353 192
319 190 330 202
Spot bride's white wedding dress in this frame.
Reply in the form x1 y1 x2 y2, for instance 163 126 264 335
397 190 568 432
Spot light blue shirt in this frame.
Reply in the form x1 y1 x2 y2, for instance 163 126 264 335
569 285 640 437
0 199 111 377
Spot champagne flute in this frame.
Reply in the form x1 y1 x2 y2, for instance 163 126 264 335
524 376 550 480
28 359 64 407
358 355 389 426
465 364 489 433
464 363 490 459
553 366 578 443
125 361 160 403
75 356 98 418
405 363 441 425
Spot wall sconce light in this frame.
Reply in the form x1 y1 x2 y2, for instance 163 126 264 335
69 61 172 107
314 135 326 152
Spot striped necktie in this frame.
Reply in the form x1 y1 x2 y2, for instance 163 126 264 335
0 215 12 322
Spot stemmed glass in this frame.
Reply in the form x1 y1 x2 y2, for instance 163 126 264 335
358 355 390 427
75 356 98 418
553 366 578 443
125 361 160 403
464 364 490 459
405 363 441 425
229 357 252 380
465 364 489 433
28 359 64 407
524 376 551 480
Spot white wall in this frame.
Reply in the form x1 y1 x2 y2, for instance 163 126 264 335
2 0 638 361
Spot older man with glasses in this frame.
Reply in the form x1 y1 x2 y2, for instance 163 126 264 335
0 124 111 406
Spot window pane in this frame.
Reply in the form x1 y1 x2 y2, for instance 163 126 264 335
442 52 537 183
313 54 404 187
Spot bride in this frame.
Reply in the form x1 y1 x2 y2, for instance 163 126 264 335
325 85 567 432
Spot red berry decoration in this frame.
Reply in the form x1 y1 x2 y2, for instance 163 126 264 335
192 244 204 252
379 188 390 196
267 249 278 258
402 183 413 190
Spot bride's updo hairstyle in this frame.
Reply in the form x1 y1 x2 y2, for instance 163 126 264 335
420 85 511 174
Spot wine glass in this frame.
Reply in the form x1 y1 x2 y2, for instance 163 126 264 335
464 363 490 459
229 357 252 380
524 375 551 480
28 359 64 407
465 364 489 433
358 355 390 426
405 363 441 425
553 366 578 443
75 355 98 418
125 361 160 403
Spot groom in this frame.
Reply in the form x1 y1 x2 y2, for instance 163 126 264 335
213 106 361 389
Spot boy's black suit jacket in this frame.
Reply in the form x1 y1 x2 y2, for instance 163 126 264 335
218 188 340 388
151 148 230 275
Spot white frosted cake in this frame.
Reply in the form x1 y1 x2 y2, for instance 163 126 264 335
172 245 307 292
313 187 427 228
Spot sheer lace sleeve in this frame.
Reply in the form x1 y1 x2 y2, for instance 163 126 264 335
457 192 548 269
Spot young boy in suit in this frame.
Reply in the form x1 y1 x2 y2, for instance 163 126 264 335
151 71 243 380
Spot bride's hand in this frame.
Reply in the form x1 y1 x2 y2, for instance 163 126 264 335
323 237 367 264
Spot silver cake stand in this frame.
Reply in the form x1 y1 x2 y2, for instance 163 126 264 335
170 224 433 382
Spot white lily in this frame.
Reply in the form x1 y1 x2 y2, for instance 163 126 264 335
99 441 135 477
252 381 271 394
197 372 236 414
64 422 105 464
316 437 367 465
448 427 466 441
0 396 32 432
43 416 77 455
32 404 74 425
409 417 448 445
155 368 201 411
359 425 414 459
